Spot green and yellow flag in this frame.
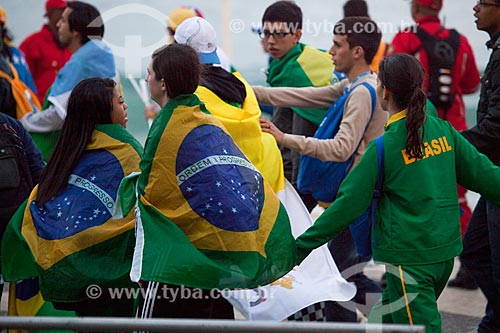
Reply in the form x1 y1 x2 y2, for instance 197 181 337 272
267 43 334 126
117 94 296 290
2 125 142 302
8 278 75 333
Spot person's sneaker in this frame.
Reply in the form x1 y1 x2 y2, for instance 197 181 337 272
448 266 479 290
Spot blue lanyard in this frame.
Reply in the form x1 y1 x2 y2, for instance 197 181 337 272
346 71 372 93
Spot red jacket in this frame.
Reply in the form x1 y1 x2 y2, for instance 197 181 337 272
20 25 71 103
389 16 480 131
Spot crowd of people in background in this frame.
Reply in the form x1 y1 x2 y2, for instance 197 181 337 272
0 1 499 333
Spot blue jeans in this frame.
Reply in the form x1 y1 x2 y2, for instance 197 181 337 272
325 227 383 321
460 197 500 333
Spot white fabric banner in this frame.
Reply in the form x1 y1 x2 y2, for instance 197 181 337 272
224 181 356 320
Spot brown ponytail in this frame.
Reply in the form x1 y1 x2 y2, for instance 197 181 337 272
379 54 426 159
405 86 427 159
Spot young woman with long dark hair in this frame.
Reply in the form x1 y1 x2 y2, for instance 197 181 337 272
294 53 500 333
5 77 142 320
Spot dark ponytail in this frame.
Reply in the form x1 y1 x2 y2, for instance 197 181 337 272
379 54 426 159
405 86 427 159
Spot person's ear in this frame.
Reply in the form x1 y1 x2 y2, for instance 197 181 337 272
73 30 82 43
294 29 302 43
353 46 365 61
382 86 391 101
161 78 167 92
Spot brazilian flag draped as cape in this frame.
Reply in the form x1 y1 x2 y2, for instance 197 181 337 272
116 94 296 290
267 43 334 126
1 124 142 302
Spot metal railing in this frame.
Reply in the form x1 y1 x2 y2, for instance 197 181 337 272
0 316 425 332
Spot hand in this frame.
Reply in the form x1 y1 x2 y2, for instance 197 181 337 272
260 117 284 144
144 103 160 120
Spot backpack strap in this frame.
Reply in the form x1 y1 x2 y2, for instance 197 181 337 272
370 135 384 250
344 82 377 167
0 114 19 137
374 135 385 198
0 64 41 119
348 81 377 164
0 67 13 82
360 82 377 118
352 82 377 152
0 115 33 189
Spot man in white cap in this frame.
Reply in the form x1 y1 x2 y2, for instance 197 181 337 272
166 6 231 72
174 16 286 195
174 16 224 67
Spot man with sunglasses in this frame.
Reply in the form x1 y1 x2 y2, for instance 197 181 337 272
260 1 335 213
460 1 500 332
389 3 481 288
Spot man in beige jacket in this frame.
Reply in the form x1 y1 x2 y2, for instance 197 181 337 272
257 16 387 322
258 17 387 175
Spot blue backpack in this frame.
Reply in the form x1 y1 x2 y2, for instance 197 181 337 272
297 82 376 203
349 135 384 258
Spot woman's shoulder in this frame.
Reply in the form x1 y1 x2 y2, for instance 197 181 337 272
94 124 143 156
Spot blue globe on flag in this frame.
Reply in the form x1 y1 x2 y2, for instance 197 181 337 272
176 124 265 232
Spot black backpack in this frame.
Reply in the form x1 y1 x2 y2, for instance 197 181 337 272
0 116 34 229
414 26 461 113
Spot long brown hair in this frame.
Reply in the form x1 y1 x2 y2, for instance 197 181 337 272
36 78 116 205
379 54 427 159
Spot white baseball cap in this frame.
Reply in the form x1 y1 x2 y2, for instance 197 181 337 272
174 17 221 65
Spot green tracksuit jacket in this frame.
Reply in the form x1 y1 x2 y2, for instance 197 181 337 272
296 110 500 265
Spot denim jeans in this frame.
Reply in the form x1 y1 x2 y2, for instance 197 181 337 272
460 197 500 333
325 227 383 321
